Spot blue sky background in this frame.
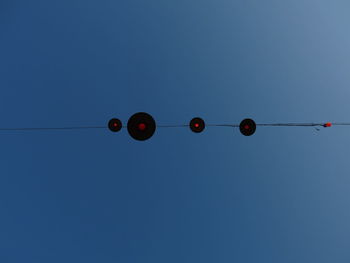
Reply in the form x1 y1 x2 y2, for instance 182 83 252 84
1 0 350 262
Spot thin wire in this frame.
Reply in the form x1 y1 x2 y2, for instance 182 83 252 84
0 122 350 131
209 123 322 127
256 123 323 127
206 124 238 127
158 124 188 128
210 122 350 127
0 126 106 131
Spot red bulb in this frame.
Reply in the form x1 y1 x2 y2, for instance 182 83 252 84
324 122 332 127
244 125 250 130
113 123 118 127
138 123 146 131
194 123 199 128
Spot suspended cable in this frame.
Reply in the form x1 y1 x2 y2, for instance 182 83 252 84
0 111 349 141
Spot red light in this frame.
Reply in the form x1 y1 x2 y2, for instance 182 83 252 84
325 122 332 127
108 118 122 132
138 123 146 131
189 117 205 133
244 125 250 130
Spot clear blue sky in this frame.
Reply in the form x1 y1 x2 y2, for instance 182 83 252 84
1 0 350 262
